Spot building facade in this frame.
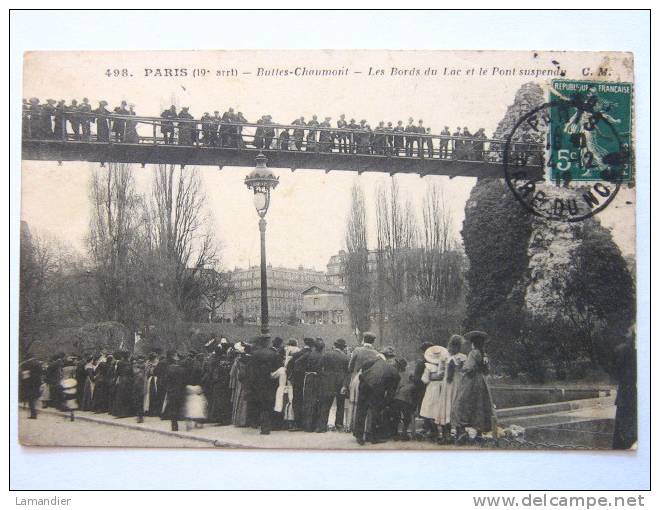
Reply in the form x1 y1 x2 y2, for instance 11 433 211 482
301 284 349 325
216 265 327 324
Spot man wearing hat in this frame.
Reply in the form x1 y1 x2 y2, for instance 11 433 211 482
404 117 417 157
353 346 401 444
220 107 237 147
347 118 359 153
439 126 451 159
300 338 324 432
318 116 333 153
200 112 214 146
291 116 306 150
316 338 349 432
177 106 195 146
162 352 187 431
263 115 276 150
210 111 222 146
345 331 381 432
68 99 80 140
336 114 348 153
246 336 282 435
160 105 177 144
112 100 129 142
93 100 111 142
78 98 92 141
286 337 314 431
306 115 319 152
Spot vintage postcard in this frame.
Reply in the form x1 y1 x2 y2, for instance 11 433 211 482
19 50 637 450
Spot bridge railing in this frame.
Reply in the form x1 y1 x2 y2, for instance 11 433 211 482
22 108 545 166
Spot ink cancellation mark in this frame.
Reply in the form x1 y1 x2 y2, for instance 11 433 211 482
503 79 633 223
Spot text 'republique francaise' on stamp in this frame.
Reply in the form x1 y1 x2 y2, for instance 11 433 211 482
503 79 633 222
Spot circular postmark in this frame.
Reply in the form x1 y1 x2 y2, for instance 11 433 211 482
503 86 631 222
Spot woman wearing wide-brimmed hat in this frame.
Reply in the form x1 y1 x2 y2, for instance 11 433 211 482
437 335 468 443
451 331 494 444
419 345 448 438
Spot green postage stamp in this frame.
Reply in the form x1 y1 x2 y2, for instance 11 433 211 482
548 79 633 183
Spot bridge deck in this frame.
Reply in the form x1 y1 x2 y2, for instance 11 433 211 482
22 140 542 179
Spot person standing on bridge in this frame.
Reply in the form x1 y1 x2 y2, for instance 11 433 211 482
42 99 57 139
472 128 487 161
112 100 129 143
372 121 386 155
405 117 417 157
461 127 473 160
177 106 195 146
336 114 348 153
53 100 67 141
291 116 305 150
27 98 42 139
210 111 221 147
347 118 359 153
201 112 214 146
220 108 237 148
93 100 111 142
160 105 177 144
424 126 434 158
393 120 404 156
319 116 333 153
79 98 92 141
451 126 462 159
68 99 80 140
263 115 276 150
306 115 319 152
236 112 248 148
124 104 139 143
385 122 394 155
439 126 451 159
278 126 290 150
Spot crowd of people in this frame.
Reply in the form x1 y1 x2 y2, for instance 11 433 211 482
21 97 534 162
19 330 494 446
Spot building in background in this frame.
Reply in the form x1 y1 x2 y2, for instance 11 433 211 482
216 264 327 324
301 284 349 325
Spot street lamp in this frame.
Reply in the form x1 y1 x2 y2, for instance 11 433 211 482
245 153 279 334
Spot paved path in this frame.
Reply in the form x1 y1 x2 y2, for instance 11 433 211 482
18 408 450 450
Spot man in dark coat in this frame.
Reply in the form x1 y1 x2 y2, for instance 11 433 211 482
306 115 319 152
93 101 111 142
287 337 314 430
42 99 56 139
613 339 637 449
20 358 42 419
347 118 359 154
163 353 187 431
317 338 349 432
263 115 276 150
439 126 451 159
112 100 129 142
177 107 195 146
220 108 237 147
246 336 282 435
404 117 417 157
68 99 81 140
301 338 324 432
79 98 92 140
291 117 306 150
336 114 348 153
319 117 333 153
160 105 177 144
354 348 402 445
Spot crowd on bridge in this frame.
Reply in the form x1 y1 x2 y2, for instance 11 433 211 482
19 331 495 446
22 97 543 163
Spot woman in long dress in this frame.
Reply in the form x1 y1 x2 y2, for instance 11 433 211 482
124 105 139 143
452 331 494 444
111 355 135 418
92 360 111 413
229 343 251 427
437 335 468 443
80 356 97 411
419 345 448 439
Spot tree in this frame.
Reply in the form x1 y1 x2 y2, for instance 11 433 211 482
199 268 234 322
417 182 463 308
344 182 371 334
150 164 220 320
87 162 142 338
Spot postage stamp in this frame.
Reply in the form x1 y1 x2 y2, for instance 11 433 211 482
548 79 633 183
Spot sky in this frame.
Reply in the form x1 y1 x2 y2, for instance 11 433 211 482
20 50 636 271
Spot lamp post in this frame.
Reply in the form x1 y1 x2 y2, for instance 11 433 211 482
245 153 279 335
